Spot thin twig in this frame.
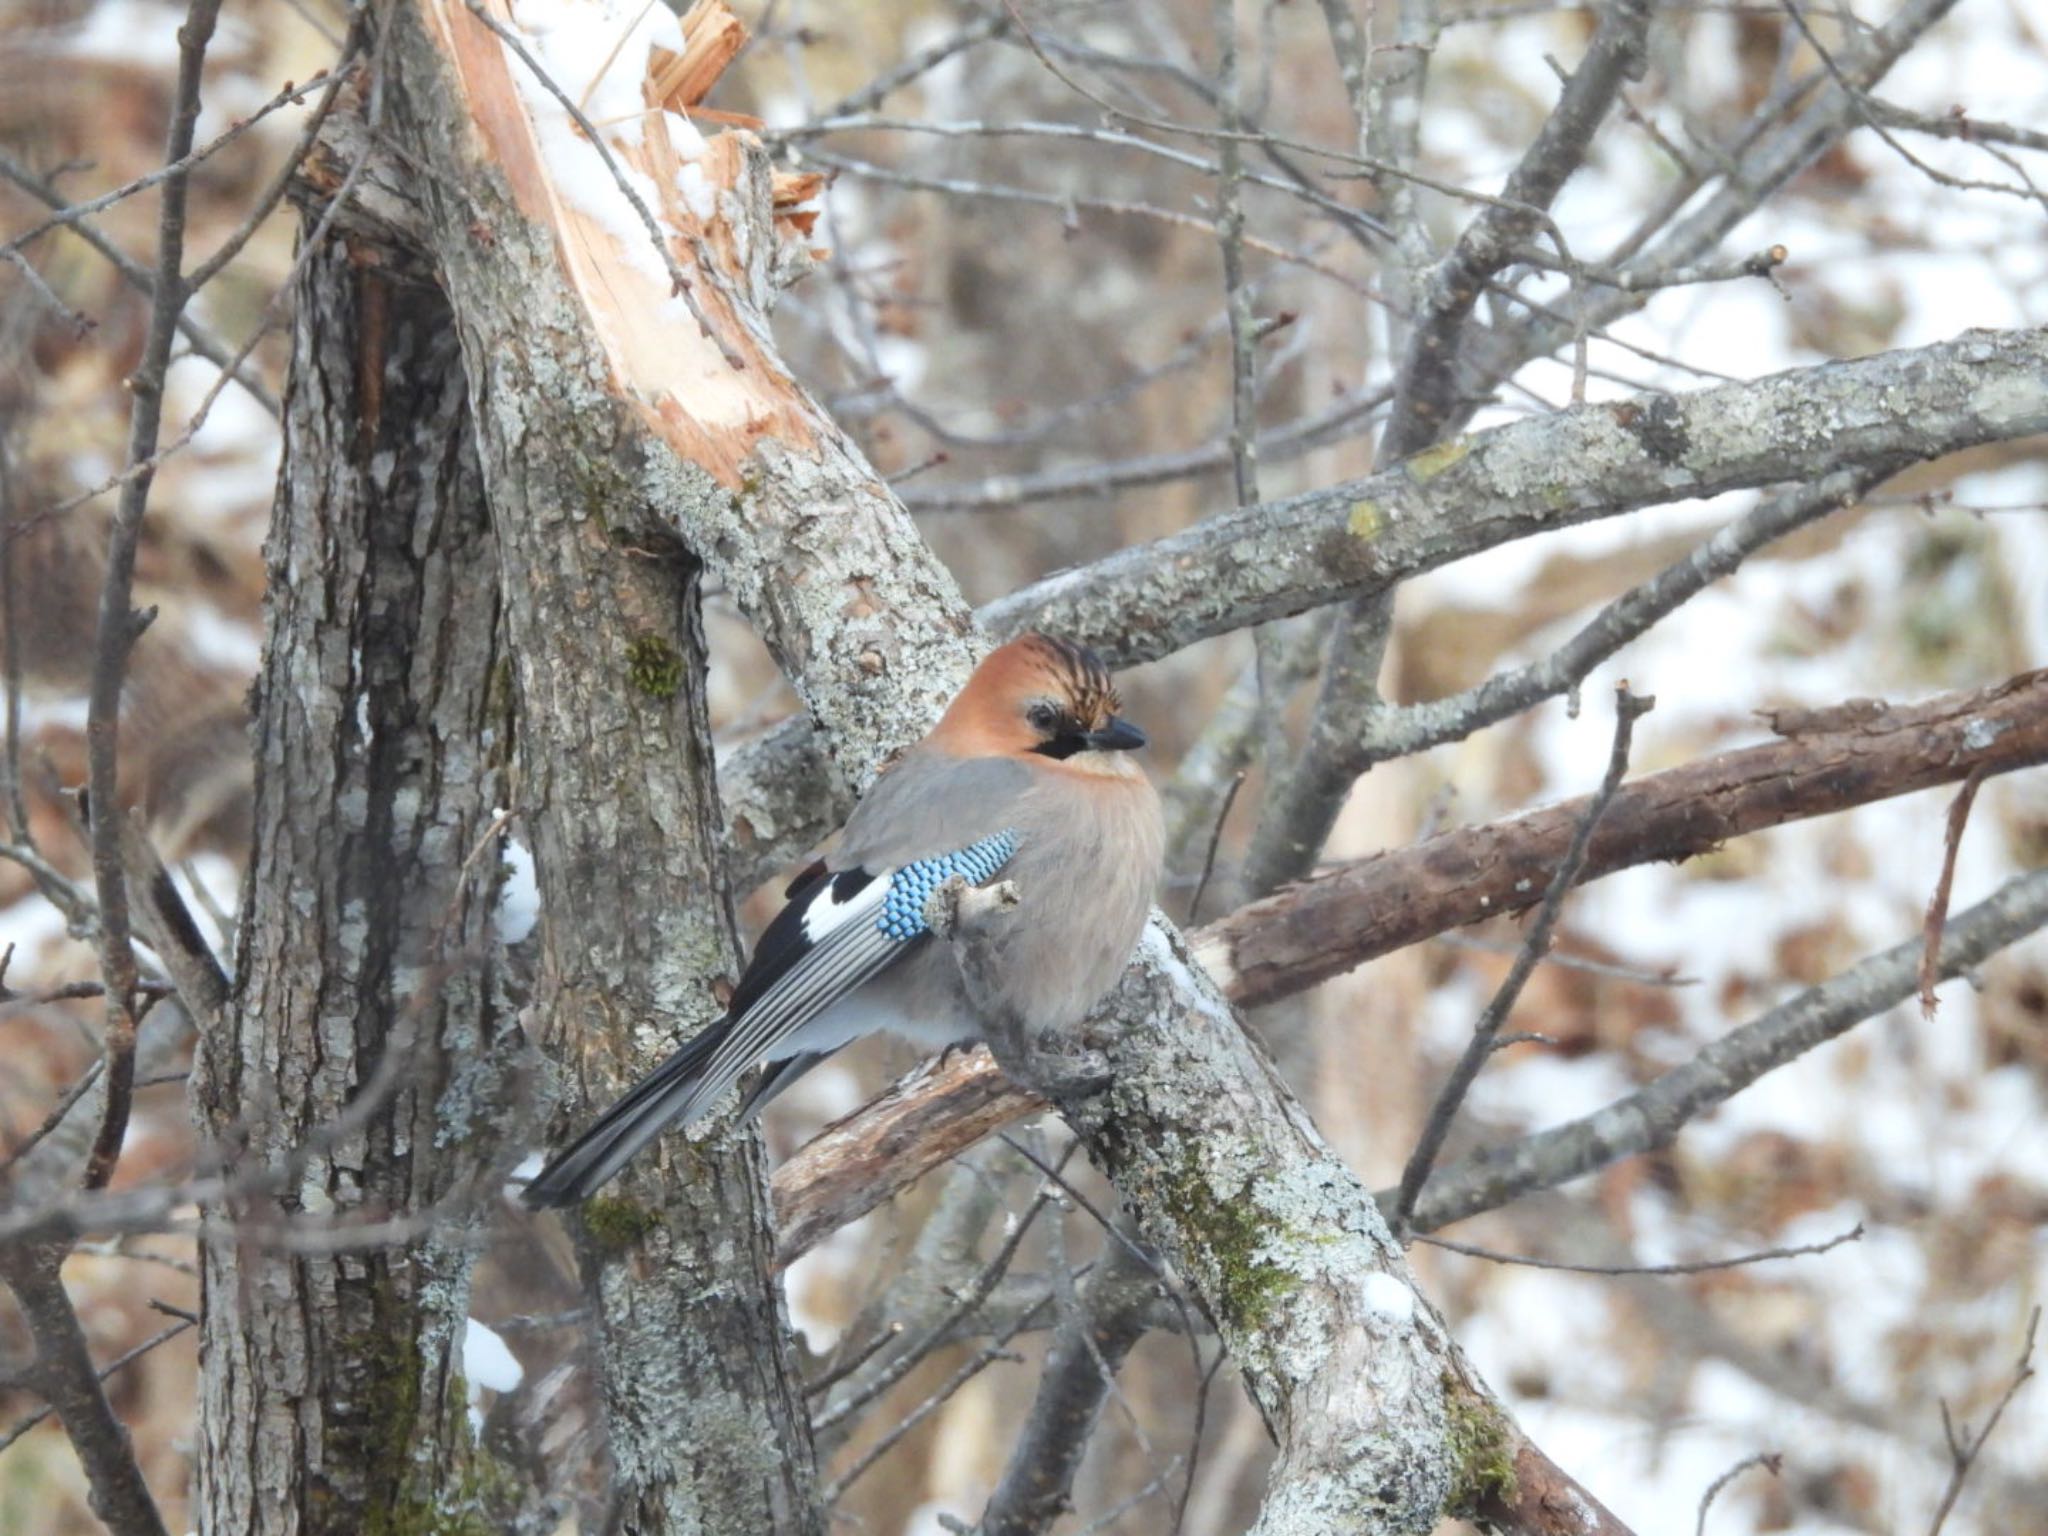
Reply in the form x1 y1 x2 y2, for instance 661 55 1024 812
1925 1309 2038 1536
1391 684 1653 1236
83 0 227 1196
800 148 1375 295
1213 0 1260 513
0 437 30 852
1694 1451 1782 1536
0 70 342 262
820 1297 1048 1503
1187 770 1245 926
1780 0 2048 212
802 1320 902 1399
0 1314 196 1457
814 1157 1069 1432
0 152 279 415
182 45 362 292
1919 766 1987 1018
1418 1221 1862 1276
1 246 95 336
0 1059 105 1176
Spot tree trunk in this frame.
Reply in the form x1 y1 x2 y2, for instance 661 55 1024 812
195 220 517 1533
374 3 827 1529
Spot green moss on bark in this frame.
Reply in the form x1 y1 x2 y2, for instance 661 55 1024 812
581 1192 662 1253
1439 1374 1518 1517
1158 1163 1297 1333
626 634 684 700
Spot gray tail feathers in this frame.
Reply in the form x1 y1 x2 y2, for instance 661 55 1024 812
521 1021 731 1208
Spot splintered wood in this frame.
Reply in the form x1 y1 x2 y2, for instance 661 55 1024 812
648 1 745 113
429 0 828 483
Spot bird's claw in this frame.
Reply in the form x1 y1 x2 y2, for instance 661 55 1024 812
1016 1044 1113 1102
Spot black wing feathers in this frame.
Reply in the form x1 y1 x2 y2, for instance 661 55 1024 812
521 864 890 1208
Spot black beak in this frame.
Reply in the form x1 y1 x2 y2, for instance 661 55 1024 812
1085 716 1147 753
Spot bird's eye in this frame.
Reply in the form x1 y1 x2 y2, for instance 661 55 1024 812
1026 702 1062 733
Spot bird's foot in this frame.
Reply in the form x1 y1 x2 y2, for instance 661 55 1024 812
998 1038 1113 1102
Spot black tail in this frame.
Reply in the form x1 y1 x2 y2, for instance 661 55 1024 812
521 1020 731 1208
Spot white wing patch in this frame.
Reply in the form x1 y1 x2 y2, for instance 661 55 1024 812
800 871 888 942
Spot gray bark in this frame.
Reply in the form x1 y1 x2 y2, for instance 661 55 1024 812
723 324 2048 889
1411 867 2048 1232
195 219 516 1532
378 6 824 1531
770 663 2048 1264
198 7 2047 1534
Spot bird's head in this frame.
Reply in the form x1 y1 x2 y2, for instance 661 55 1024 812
932 633 1149 772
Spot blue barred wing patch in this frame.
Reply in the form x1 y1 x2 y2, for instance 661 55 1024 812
878 829 1020 941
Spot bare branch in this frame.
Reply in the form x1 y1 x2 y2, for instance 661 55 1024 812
1919 766 1987 1018
0 152 279 415
1344 470 1872 768
83 0 227 1196
1412 866 2048 1231
0 69 342 264
0 1310 195 1457
1 245 95 337
1418 1222 1862 1276
775 667 2048 1261
1695 1451 1783 1536
1381 0 1651 456
1925 1309 2038 1536
1456 0 1964 416
0 1244 171 1535
980 1237 1158 1536
1392 686 1651 1235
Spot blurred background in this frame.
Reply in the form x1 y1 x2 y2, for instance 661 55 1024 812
1 0 2044 1532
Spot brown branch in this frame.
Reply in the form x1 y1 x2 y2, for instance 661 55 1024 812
1203 668 2048 1010
772 668 2048 1263
773 1047 1043 1269
0 1244 171 1535
1919 766 1987 1018
83 0 225 1196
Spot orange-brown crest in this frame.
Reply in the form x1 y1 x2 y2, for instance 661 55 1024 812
929 634 1126 757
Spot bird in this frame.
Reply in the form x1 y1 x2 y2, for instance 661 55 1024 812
521 632 1164 1207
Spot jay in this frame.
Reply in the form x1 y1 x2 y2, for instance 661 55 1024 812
522 633 1163 1207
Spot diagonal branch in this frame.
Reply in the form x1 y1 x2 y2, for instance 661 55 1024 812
774 666 2048 1261
1381 0 1651 457
1410 865 2048 1231
1390 685 1651 1236
0 1243 170 1536
726 324 2048 890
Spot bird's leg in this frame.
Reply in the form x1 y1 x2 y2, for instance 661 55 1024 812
923 876 1112 1103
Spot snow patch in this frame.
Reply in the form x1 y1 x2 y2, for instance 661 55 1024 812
1360 1271 1416 1323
